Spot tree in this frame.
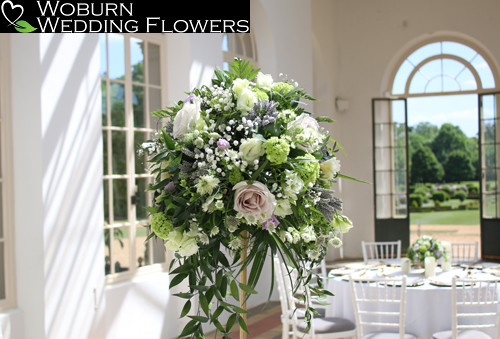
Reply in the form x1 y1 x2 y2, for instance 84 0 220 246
443 150 475 182
410 146 444 184
431 123 469 164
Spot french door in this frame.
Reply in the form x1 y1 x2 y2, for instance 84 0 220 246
479 92 500 260
372 98 410 250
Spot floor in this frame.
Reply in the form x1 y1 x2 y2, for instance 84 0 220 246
205 301 284 339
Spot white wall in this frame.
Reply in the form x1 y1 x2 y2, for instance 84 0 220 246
312 0 500 259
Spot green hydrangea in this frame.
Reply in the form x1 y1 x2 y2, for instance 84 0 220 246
252 88 269 101
228 167 244 185
151 212 174 239
265 137 290 164
295 154 320 186
272 82 295 94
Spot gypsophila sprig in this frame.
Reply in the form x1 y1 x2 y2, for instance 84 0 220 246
140 58 355 338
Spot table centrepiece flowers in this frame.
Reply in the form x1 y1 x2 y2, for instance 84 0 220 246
139 58 358 338
407 235 447 267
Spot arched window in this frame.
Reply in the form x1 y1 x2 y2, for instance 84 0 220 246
391 40 497 96
222 32 257 70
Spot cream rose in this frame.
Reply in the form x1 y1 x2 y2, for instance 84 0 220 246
233 181 276 223
178 234 199 257
165 229 183 251
256 72 273 90
172 97 202 139
239 138 265 163
232 78 250 96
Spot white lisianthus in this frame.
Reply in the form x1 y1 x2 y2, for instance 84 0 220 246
195 175 220 195
173 97 203 139
333 215 353 233
165 229 183 251
233 181 276 224
287 113 324 152
283 170 304 201
320 157 341 179
256 72 273 90
210 226 219 236
329 236 343 248
236 87 258 113
178 234 199 257
274 199 293 217
239 138 265 163
198 233 209 245
232 78 250 96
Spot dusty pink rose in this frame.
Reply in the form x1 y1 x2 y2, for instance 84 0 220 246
233 181 276 224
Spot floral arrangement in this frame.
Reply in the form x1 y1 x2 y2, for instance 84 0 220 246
407 235 445 266
140 58 355 338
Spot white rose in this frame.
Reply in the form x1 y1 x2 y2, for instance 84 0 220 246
165 229 183 251
287 113 323 152
173 97 202 139
320 157 341 179
239 138 265 163
178 234 199 257
256 72 273 90
236 87 257 113
232 78 250 96
233 181 276 223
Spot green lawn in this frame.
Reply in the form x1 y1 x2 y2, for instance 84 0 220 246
410 209 480 225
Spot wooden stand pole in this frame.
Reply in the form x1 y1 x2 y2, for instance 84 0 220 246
240 231 248 339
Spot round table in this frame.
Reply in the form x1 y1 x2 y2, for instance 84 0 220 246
325 262 500 339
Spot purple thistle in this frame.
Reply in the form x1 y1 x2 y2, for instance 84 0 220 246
184 93 195 104
164 182 175 192
262 215 280 230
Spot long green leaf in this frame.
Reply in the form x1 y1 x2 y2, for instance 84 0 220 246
230 280 239 301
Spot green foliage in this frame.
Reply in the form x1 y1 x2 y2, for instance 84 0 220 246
410 146 444 184
409 193 424 207
432 190 447 203
443 150 475 182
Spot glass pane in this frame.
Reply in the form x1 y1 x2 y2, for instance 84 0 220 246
394 170 406 193
242 34 253 58
376 195 391 219
481 95 496 120
409 71 427 94
425 77 443 93
395 194 407 217
111 226 130 273
441 76 460 92
133 85 145 128
222 34 228 52
443 58 464 77
103 130 108 175
135 177 149 219
149 88 162 129
471 54 495 89
392 60 414 95
110 82 125 127
375 148 391 171
393 123 406 146
392 101 406 124
103 179 110 226
442 41 477 62
374 100 391 123
0 242 5 299
419 60 441 80
376 172 391 194
147 43 161 86
408 42 441 66
135 226 149 268
101 80 108 126
484 168 498 193
130 38 144 83
99 34 107 77
104 229 111 274
374 123 391 147
135 132 147 174
111 131 126 174
394 148 406 170
456 68 477 91
483 193 498 218
482 119 496 145
108 34 125 80
113 179 128 222
483 144 497 169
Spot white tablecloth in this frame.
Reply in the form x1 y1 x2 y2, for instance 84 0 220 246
325 263 500 339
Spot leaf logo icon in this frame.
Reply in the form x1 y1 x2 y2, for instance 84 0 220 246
1 0 37 33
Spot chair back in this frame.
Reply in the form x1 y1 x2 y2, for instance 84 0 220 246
274 256 293 339
451 242 478 265
362 240 401 262
349 276 407 339
452 277 500 338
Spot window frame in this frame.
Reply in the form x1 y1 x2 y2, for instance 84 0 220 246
0 34 16 311
222 32 258 69
101 33 168 284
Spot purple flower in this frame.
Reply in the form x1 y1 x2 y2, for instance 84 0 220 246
217 138 230 151
262 215 280 230
164 182 175 192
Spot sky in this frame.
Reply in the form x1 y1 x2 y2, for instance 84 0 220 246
407 94 479 138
